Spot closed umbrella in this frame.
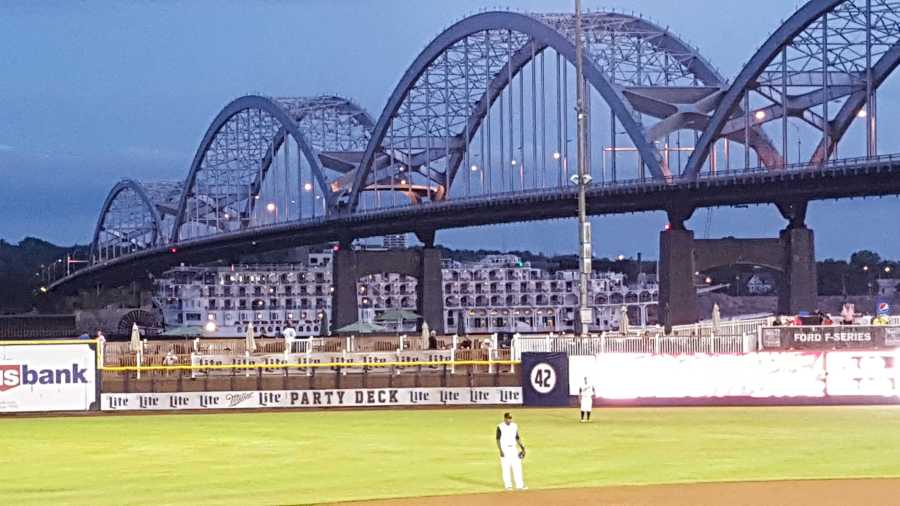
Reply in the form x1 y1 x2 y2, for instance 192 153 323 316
619 305 629 335
245 324 257 353
420 320 430 345
712 303 721 336
130 323 142 353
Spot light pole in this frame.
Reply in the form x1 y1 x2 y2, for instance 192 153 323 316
574 0 592 337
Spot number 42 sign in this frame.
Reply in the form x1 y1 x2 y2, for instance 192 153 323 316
522 352 569 406
530 363 557 393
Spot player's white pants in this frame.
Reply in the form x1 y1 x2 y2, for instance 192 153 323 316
580 396 593 412
500 452 525 489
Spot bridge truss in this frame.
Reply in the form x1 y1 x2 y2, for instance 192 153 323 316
60 0 900 286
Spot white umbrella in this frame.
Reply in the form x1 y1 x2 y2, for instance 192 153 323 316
619 306 629 335
245 324 257 353
130 323 141 353
712 303 721 335
420 320 431 346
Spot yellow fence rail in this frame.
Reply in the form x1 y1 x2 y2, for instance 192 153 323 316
101 359 521 373
0 339 99 346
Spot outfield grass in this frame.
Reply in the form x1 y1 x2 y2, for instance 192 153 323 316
2 406 900 505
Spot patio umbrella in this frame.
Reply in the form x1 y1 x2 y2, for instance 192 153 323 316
130 322 141 353
619 305 629 334
379 309 420 332
336 321 389 334
160 326 203 337
245 324 257 353
712 303 721 335
420 320 431 344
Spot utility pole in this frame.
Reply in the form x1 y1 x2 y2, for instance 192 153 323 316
574 0 593 337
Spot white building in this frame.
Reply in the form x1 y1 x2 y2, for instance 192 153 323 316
154 252 333 338
746 274 774 295
440 254 657 333
154 251 658 337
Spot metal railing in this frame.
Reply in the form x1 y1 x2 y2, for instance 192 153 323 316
50 153 900 283
512 318 770 357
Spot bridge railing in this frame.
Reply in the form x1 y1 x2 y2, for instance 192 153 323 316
55 152 900 280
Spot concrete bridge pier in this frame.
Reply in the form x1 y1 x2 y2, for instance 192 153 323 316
332 247 445 335
658 202 817 327
776 202 817 316
659 207 699 326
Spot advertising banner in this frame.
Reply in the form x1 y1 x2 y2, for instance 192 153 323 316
101 386 522 411
569 353 827 399
825 350 900 397
521 352 569 406
759 326 900 350
0 343 98 413
191 350 453 376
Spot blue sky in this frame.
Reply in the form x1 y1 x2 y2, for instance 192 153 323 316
1 0 898 260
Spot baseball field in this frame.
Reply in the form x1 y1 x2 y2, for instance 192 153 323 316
3 406 900 505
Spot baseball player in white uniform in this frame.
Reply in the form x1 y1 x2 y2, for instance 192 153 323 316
579 376 595 423
495 412 526 490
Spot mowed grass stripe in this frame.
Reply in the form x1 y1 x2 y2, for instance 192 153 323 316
2 406 899 505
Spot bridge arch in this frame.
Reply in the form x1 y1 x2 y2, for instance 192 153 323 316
171 95 374 242
91 179 181 263
348 11 734 211
685 0 900 177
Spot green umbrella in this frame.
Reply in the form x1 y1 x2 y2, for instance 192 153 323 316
336 321 389 334
378 309 420 333
379 309 420 321
160 326 204 337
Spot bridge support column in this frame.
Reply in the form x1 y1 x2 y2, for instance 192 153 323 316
331 247 446 336
418 248 445 335
659 228 698 327
778 227 817 315
331 248 360 334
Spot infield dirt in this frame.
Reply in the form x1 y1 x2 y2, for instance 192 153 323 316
338 479 900 506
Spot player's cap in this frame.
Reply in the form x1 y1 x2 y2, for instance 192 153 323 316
503 412 512 420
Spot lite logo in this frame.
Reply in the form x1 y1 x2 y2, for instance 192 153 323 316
0 364 89 392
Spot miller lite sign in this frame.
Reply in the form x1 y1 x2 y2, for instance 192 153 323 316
0 344 97 413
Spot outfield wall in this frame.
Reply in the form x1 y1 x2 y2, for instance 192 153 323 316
0 341 99 413
566 350 900 406
101 387 522 411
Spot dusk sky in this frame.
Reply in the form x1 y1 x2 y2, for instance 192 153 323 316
2 0 899 260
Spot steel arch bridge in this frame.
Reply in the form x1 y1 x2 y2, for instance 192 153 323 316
54 1 900 291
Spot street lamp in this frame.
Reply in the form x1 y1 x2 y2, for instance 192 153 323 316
574 0 591 337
